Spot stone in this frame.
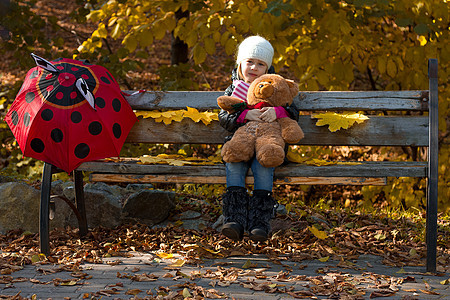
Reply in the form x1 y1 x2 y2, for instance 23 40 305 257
122 190 175 226
0 182 40 234
76 185 123 229
177 210 207 231
85 182 126 198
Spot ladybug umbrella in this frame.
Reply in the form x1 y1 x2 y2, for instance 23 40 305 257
4 54 137 173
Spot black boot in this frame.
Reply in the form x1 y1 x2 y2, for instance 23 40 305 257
221 186 249 241
248 190 276 242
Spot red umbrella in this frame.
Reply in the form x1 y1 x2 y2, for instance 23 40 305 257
4 54 137 173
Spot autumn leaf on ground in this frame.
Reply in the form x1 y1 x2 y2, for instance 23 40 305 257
242 260 258 269
183 288 192 298
169 259 186 267
125 288 142 295
308 225 328 239
157 252 173 259
312 111 369 132
131 273 159 282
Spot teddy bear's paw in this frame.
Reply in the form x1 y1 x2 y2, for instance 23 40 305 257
283 129 304 144
256 145 285 168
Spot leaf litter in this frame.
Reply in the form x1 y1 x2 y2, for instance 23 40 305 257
0 206 448 299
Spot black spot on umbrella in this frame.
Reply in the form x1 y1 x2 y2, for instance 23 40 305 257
95 97 105 108
11 111 18 126
113 123 122 139
30 138 45 153
112 98 121 112
25 92 35 103
71 111 82 123
51 128 64 143
88 121 102 135
23 112 31 127
74 143 90 159
41 109 53 121
100 76 111 84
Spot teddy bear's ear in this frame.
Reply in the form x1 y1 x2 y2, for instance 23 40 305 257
285 79 299 98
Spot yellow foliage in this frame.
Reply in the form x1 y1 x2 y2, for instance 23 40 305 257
305 159 337 166
134 108 218 125
139 154 220 166
312 112 369 132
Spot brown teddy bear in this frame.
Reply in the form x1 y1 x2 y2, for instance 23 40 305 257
217 74 304 168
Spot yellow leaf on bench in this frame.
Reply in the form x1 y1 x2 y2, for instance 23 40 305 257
134 108 217 125
139 154 220 166
183 106 203 122
312 112 369 132
305 159 337 166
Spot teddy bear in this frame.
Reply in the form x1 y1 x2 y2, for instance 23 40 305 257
217 74 304 168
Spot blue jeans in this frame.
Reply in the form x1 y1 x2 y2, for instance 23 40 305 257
225 158 274 191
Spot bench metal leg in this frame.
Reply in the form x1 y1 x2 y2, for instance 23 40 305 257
426 58 438 273
40 162 53 256
74 170 88 236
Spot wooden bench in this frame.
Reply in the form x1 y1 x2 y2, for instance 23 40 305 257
39 59 439 272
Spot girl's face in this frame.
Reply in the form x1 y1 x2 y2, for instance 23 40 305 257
240 58 268 83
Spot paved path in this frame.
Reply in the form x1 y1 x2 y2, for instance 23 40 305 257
0 253 448 299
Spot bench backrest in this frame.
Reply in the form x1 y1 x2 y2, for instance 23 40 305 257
124 90 430 147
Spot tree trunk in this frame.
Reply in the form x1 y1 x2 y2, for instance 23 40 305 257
170 9 189 65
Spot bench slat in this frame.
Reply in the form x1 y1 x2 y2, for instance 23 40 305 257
89 173 387 186
126 116 429 146
78 161 427 178
125 90 429 111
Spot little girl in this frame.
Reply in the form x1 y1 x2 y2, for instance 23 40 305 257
218 36 299 242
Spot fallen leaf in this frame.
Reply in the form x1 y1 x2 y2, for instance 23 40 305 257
369 289 396 298
182 288 192 298
242 260 257 269
312 111 369 132
169 259 186 267
308 225 328 239
157 252 173 259
125 288 142 295
420 289 440 295
131 273 159 282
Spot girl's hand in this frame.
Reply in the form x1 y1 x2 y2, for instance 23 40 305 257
245 109 263 121
259 107 277 122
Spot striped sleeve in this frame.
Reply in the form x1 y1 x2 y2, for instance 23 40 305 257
231 80 250 101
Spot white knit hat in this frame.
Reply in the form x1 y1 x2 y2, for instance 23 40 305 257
236 36 274 68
